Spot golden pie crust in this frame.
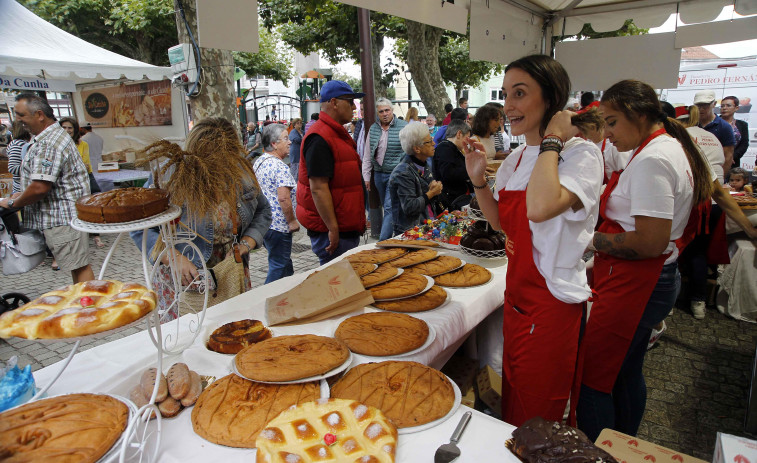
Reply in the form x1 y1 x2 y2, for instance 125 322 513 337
350 262 377 277
369 273 430 301
331 361 455 428
191 374 319 448
386 249 439 268
372 285 448 313
433 264 492 287
376 239 439 248
405 256 463 277
0 393 128 463
360 264 400 288
254 398 397 463
346 248 407 264
235 334 350 382
335 312 429 356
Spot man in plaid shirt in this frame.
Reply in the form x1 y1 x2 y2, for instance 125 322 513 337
0 94 94 283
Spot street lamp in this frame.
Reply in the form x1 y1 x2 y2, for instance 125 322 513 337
405 69 412 108
249 77 259 126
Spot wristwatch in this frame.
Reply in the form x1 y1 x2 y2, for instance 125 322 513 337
6 198 14 208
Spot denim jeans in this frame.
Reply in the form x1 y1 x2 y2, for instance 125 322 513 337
263 229 293 284
309 232 361 266
373 171 394 240
577 262 681 442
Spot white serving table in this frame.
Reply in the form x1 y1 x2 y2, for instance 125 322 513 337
34 243 519 462
717 236 757 322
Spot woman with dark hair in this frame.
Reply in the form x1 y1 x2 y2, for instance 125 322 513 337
288 118 303 178
577 80 714 441
469 103 503 161
464 54 604 426
7 121 31 194
720 96 749 168
131 118 271 313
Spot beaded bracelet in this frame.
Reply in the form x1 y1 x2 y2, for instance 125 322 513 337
471 180 488 189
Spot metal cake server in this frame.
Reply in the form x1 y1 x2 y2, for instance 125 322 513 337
434 411 472 463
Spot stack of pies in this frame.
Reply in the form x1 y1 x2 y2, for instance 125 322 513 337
349 261 378 277
369 272 431 301
0 393 128 462
331 361 456 428
234 334 350 382
254 398 397 463
372 285 448 313
192 374 319 448
360 264 401 288
346 248 407 264
405 255 463 277
434 263 492 288
385 249 438 268
335 312 429 356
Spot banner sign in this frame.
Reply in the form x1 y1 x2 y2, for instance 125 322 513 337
80 80 172 127
0 75 76 93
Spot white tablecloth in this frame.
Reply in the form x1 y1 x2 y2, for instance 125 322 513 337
34 243 519 462
93 169 151 192
718 237 757 322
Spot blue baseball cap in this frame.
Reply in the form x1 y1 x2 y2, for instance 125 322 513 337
320 80 365 102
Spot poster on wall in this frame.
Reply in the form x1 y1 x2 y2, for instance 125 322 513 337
81 80 172 127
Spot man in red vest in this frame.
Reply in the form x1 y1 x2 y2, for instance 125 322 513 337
296 80 367 264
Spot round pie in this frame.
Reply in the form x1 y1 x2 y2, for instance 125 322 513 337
360 264 401 288
350 262 378 277
346 248 407 264
207 319 272 354
0 280 156 339
331 361 456 428
335 312 429 356
405 256 463 277
433 264 492 287
0 393 128 462
254 398 397 463
385 249 439 268
192 374 319 448
376 239 439 248
372 285 448 313
369 273 430 301
235 334 350 382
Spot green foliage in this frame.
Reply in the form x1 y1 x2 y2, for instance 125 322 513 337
332 71 363 93
20 0 177 66
233 28 293 85
553 19 649 48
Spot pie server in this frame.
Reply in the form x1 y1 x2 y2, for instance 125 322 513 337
434 411 472 463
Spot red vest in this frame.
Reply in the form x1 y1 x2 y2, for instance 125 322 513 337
296 111 366 233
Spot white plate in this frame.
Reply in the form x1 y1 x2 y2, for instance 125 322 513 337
372 275 434 302
231 352 353 385
352 324 436 359
370 287 452 313
397 374 461 434
363 267 403 288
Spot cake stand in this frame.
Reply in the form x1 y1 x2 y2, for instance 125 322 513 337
459 205 508 262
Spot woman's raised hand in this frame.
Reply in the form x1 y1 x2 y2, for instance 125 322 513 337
463 137 488 183
544 110 580 142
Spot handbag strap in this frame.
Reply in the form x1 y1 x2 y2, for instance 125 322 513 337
231 211 242 264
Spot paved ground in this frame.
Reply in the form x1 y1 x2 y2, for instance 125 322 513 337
1 230 755 459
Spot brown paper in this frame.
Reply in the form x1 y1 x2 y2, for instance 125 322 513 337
265 260 374 326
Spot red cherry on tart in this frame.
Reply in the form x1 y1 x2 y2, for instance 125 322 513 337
323 433 337 446
80 296 94 307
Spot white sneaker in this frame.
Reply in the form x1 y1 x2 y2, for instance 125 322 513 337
647 320 667 350
691 300 706 320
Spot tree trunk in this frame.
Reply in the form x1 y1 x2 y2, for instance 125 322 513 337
371 31 389 98
173 0 239 134
405 21 450 118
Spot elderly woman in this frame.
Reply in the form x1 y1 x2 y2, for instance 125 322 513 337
388 122 443 236
131 118 271 313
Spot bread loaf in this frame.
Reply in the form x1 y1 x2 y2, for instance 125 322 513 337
167 363 191 400
181 371 202 407
158 397 182 418
140 367 168 402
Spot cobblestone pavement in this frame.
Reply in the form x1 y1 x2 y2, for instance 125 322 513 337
1 231 755 459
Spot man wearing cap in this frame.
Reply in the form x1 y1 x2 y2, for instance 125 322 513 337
296 80 367 265
694 90 735 174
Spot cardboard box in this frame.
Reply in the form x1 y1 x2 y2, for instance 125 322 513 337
476 365 502 418
442 356 478 408
596 429 708 463
713 432 757 463
97 162 120 173
265 260 374 325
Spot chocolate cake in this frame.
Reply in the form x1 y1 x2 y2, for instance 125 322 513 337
76 187 170 223
506 417 618 463
460 220 506 251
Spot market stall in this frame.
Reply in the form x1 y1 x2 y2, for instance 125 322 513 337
30 242 513 461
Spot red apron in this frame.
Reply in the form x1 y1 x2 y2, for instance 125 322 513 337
582 129 671 393
498 152 584 426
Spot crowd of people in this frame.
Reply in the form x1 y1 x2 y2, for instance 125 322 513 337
1 53 755 442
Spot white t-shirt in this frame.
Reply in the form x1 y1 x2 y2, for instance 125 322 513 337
686 126 724 184
471 134 496 161
597 139 632 180
603 135 695 264
493 138 603 304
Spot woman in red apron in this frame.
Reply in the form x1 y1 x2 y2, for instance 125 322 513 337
577 80 714 441
463 55 604 426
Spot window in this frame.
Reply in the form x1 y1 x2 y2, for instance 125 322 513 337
490 88 503 101
48 92 73 119
462 89 469 100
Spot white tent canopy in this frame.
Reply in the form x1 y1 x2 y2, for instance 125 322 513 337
0 0 171 84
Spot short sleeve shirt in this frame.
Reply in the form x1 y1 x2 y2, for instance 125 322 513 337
253 153 297 233
21 122 90 230
701 116 735 148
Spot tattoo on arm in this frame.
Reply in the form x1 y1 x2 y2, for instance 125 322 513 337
594 232 640 260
